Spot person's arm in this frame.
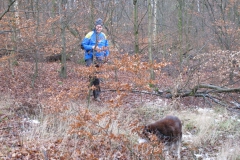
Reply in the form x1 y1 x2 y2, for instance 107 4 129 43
81 31 95 51
81 38 92 52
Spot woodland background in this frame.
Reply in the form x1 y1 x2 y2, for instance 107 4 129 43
0 0 240 159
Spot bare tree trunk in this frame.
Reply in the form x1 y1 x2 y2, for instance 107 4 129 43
32 0 40 87
59 0 67 78
133 0 139 54
148 0 154 80
184 0 193 56
51 0 57 35
177 0 184 64
153 0 158 49
235 0 240 25
160 0 167 58
9 0 19 77
30 0 35 18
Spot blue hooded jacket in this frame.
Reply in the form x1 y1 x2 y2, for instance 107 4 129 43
81 30 109 60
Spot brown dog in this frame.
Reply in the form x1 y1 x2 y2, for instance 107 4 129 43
142 115 182 159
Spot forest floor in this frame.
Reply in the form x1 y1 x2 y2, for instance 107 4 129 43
0 59 240 159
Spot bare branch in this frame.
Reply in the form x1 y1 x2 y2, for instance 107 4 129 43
197 84 240 93
0 0 16 20
105 83 240 108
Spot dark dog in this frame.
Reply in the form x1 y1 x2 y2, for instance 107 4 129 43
89 76 101 100
142 115 182 159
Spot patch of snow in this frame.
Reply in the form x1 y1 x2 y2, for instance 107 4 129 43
138 138 148 144
29 119 40 124
183 132 193 143
194 154 203 159
227 135 234 138
23 118 40 124
197 108 214 113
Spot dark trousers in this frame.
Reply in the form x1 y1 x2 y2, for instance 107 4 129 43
85 57 103 67
85 58 93 67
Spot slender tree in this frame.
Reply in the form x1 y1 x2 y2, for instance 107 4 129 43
133 0 139 54
148 0 154 80
59 0 67 78
8 0 19 77
153 0 158 49
177 0 184 64
32 0 40 87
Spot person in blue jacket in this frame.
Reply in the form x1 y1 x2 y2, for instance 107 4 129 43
81 18 110 101
81 18 110 66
